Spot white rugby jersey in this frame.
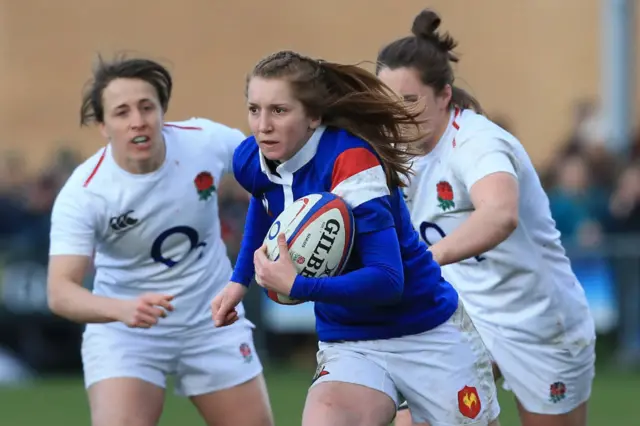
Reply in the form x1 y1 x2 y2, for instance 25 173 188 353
404 108 595 343
50 118 245 333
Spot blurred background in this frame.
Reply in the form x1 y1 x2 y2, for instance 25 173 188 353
1 0 639 424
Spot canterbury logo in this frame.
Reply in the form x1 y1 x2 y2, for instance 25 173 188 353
109 210 139 232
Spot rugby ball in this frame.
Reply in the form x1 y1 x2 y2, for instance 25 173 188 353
261 192 355 305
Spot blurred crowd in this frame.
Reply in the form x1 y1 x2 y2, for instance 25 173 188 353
542 100 640 247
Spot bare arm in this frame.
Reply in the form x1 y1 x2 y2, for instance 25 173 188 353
430 172 519 266
47 254 123 323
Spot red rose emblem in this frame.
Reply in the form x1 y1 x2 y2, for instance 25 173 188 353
194 171 216 201
436 181 455 211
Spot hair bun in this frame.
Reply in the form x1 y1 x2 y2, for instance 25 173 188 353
411 9 458 60
411 9 441 40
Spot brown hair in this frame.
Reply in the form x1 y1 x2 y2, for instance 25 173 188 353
247 50 426 189
376 9 483 114
80 54 173 126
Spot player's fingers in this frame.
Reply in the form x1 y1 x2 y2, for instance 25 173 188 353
155 298 174 312
138 304 165 319
254 246 267 267
214 299 233 326
211 295 222 313
141 293 174 311
225 310 238 323
276 233 289 258
134 312 158 327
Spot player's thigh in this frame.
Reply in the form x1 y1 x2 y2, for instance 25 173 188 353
190 374 273 426
82 324 175 426
489 333 595 422
516 399 587 426
176 319 270 425
88 378 165 426
390 303 500 426
304 343 397 426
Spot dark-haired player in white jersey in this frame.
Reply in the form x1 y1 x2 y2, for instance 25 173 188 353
377 9 596 426
47 56 273 426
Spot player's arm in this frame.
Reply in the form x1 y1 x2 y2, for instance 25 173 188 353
48 255 123 323
230 195 273 286
429 135 519 266
289 147 404 305
47 187 122 323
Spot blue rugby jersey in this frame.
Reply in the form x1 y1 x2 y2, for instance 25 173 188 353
231 126 458 341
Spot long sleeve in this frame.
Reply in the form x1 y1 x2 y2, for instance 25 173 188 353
289 226 403 305
230 196 272 286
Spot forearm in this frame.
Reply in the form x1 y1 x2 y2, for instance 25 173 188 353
289 227 404 305
290 264 403 305
430 207 517 266
231 196 272 286
48 280 121 324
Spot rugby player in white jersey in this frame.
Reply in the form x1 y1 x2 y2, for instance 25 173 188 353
376 10 596 426
46 56 273 426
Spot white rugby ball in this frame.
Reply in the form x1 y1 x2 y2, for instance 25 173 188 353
261 192 355 305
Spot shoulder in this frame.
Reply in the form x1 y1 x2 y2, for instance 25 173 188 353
164 117 246 149
319 127 383 183
62 147 110 193
53 149 108 219
454 110 521 150
319 127 376 160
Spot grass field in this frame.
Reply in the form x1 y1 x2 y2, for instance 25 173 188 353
0 364 637 425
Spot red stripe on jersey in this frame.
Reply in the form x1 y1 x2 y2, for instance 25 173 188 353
330 147 380 191
164 123 203 130
452 107 461 130
83 147 107 187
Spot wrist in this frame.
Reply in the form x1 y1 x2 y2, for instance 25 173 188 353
98 296 126 323
289 275 310 300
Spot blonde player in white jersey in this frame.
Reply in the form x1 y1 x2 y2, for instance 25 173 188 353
46 56 273 426
376 10 596 426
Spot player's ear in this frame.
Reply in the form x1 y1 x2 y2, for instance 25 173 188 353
309 116 322 131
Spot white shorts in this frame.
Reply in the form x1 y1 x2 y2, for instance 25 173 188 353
312 303 500 426
476 322 596 415
81 318 263 397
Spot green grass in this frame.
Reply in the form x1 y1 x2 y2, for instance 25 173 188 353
0 365 637 425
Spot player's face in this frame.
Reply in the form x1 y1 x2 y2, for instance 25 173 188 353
99 78 164 170
246 77 321 162
378 67 451 151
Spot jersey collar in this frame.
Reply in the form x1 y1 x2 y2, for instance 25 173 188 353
259 125 326 180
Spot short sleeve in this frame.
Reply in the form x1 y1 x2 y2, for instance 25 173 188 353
49 183 98 257
204 121 246 176
330 147 394 234
219 127 246 175
450 134 519 190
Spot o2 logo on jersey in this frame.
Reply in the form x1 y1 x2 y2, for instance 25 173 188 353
151 226 207 268
420 221 485 262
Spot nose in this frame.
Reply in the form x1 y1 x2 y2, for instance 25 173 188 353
258 113 273 134
129 109 146 129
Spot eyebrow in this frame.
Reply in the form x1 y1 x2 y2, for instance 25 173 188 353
114 98 154 110
247 102 290 108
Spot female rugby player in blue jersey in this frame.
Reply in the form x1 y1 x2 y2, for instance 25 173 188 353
212 50 501 426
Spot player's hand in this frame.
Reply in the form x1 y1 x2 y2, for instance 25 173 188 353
212 281 246 327
119 293 174 328
254 233 297 296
